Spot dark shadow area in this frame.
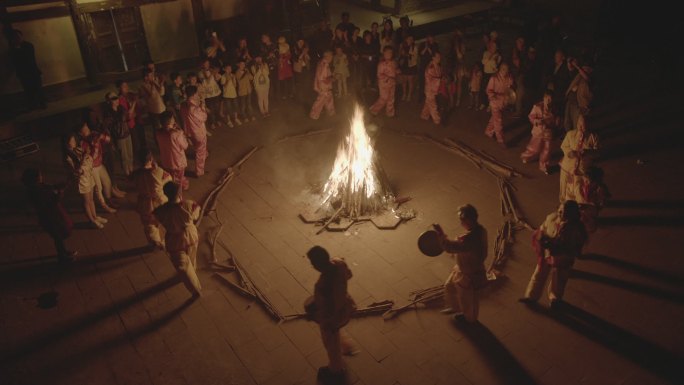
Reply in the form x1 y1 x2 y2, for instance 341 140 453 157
504 119 534 148
0 276 179 364
604 199 684 210
38 297 196 384
578 253 684 286
0 245 153 276
570 269 684 304
596 215 684 227
525 302 683 384
454 321 537 385
597 135 682 162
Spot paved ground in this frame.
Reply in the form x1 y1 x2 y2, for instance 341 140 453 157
2 6 684 385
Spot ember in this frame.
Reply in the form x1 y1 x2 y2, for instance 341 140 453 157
320 104 393 217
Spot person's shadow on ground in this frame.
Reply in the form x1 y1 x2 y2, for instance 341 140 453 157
453 319 538 385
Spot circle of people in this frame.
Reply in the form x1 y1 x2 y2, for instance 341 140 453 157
21 13 612 381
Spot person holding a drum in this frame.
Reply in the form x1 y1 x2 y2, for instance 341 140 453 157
435 204 489 323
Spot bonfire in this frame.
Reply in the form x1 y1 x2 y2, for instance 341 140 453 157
320 104 393 218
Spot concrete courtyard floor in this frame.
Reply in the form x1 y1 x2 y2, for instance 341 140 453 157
1 64 684 385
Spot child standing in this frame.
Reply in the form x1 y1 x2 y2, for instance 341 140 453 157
277 36 295 99
220 64 240 127
236 60 256 122
252 56 271 117
468 63 483 110
332 46 349 98
198 58 221 130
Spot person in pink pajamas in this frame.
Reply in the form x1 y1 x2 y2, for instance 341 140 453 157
484 63 513 146
181 85 208 177
521 91 557 174
421 51 442 125
156 111 189 190
370 46 399 117
310 51 335 120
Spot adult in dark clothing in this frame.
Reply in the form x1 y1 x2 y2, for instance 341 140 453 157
545 49 574 117
259 34 279 88
358 31 378 89
310 21 333 65
369 22 380 49
335 12 356 41
22 168 75 263
394 16 413 48
8 30 45 110
523 47 543 103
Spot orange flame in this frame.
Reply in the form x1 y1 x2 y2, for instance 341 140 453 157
322 104 388 216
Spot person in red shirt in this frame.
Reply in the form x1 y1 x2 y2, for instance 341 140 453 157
156 111 189 190
180 85 208 177
370 46 399 117
78 122 123 211
309 51 336 120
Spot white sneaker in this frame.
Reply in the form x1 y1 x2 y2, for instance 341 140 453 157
235 118 242 125
227 121 234 128
92 221 104 229
96 216 108 224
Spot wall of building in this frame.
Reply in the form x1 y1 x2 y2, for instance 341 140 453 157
0 16 86 94
202 0 247 21
140 0 199 64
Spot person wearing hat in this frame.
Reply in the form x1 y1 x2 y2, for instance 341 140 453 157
436 204 488 323
520 200 587 307
310 50 336 120
305 246 357 382
153 182 202 297
102 91 134 176
563 58 593 132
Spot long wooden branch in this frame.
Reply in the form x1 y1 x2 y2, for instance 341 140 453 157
277 128 333 143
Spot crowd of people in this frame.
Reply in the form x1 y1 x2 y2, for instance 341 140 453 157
15 9 617 385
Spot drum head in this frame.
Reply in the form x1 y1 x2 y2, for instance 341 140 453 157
418 230 443 257
507 89 517 105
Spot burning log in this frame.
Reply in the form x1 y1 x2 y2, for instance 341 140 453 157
319 105 394 219
316 206 345 235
